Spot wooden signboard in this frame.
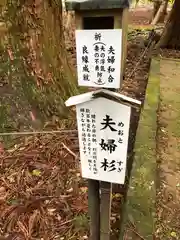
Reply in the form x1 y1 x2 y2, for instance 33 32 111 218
76 29 122 88
76 98 130 183
65 90 141 184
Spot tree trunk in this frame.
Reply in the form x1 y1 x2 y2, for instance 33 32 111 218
158 0 168 23
6 0 75 123
157 0 180 49
151 0 168 25
152 0 161 20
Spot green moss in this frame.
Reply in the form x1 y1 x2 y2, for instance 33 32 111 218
124 58 160 239
128 25 154 31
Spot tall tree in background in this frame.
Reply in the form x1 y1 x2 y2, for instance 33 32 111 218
152 0 161 19
157 0 180 48
5 0 78 127
151 0 169 24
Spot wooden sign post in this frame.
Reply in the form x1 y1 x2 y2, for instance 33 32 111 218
65 90 141 239
66 90 141 183
65 0 130 82
65 1 134 239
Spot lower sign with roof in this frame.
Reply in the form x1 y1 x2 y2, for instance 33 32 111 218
65 89 141 184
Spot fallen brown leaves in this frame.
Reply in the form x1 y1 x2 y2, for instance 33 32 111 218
0 9 154 239
0 132 88 239
0 39 151 239
160 48 180 59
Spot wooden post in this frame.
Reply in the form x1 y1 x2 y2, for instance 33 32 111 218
81 13 114 240
88 179 100 240
65 1 130 240
75 11 101 240
100 181 112 240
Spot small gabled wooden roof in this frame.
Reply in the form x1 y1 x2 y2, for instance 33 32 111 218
65 0 131 11
65 89 141 108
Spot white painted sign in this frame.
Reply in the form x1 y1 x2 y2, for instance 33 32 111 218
75 29 122 89
76 97 131 184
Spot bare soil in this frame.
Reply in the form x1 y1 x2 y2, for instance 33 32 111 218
160 49 180 59
129 7 153 25
156 59 180 240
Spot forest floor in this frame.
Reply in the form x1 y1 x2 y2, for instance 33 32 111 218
0 7 153 240
156 59 180 240
0 6 178 240
0 30 152 240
